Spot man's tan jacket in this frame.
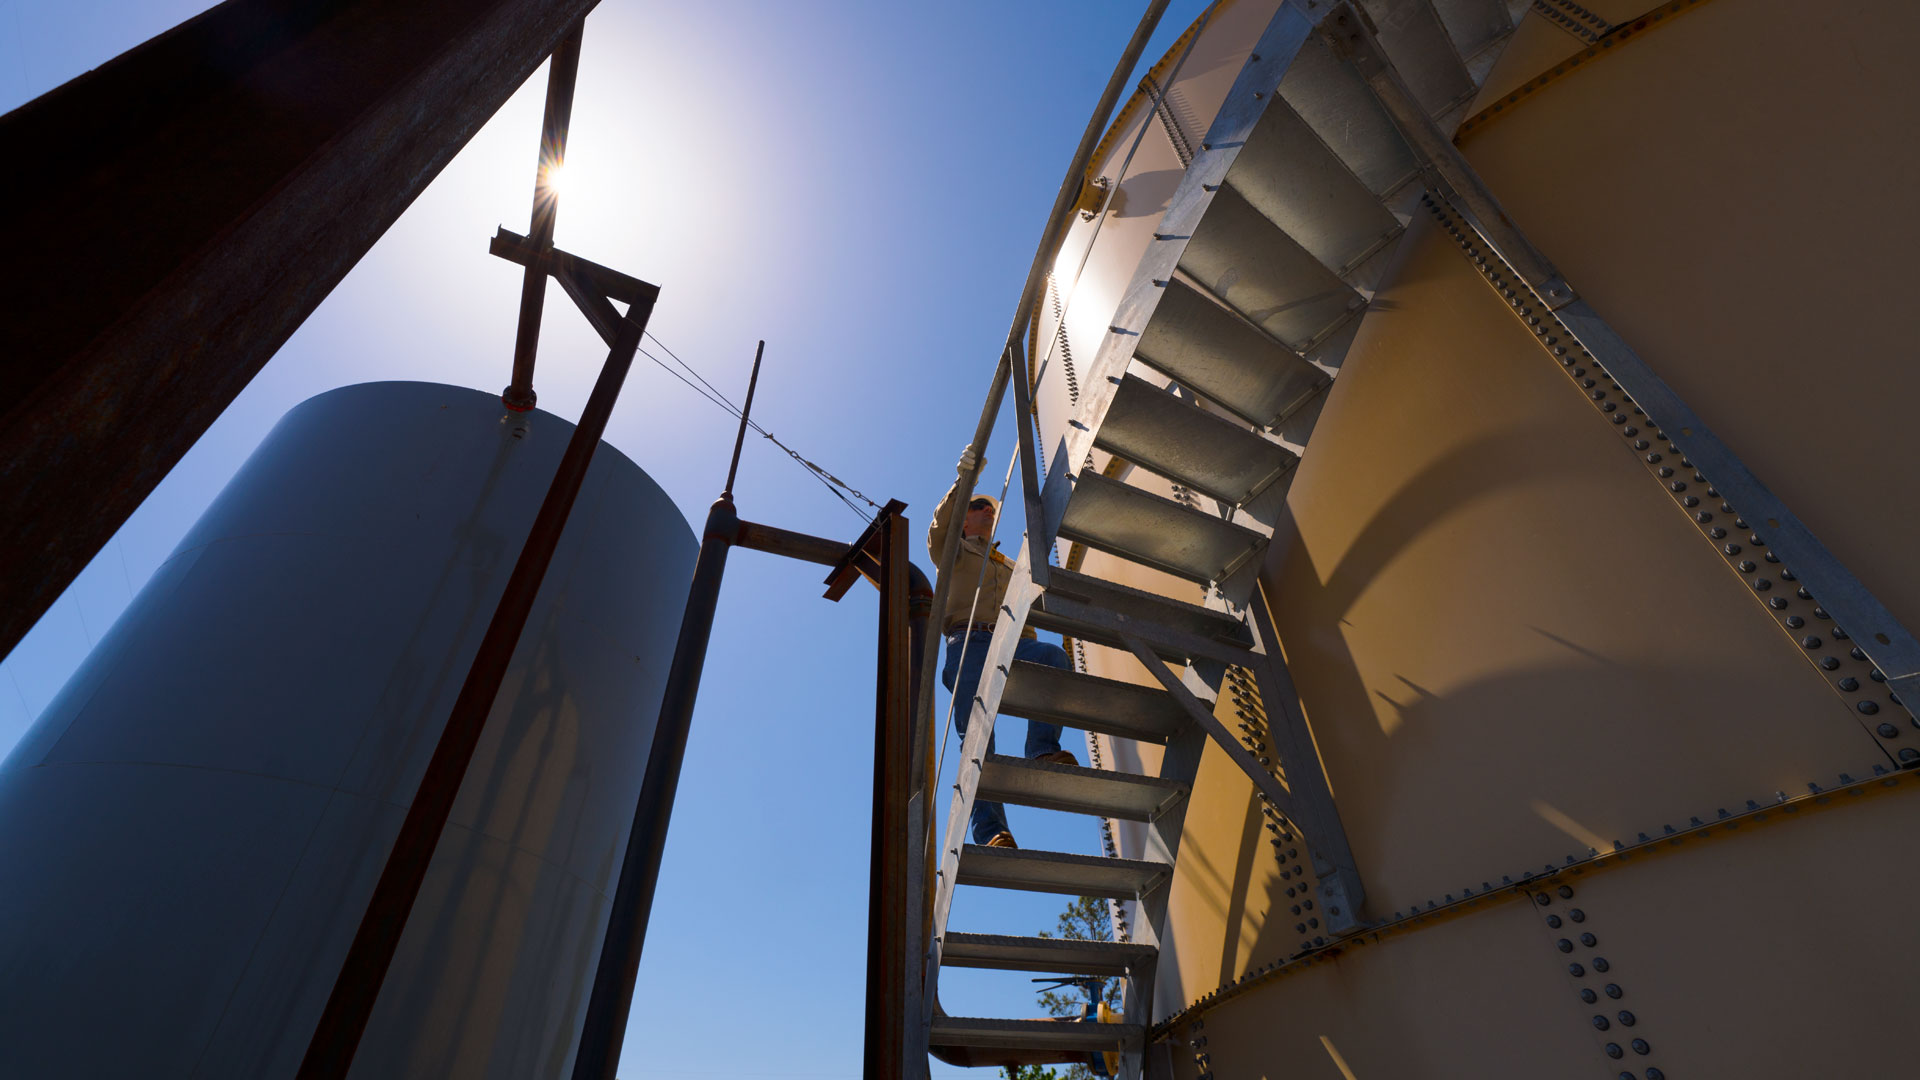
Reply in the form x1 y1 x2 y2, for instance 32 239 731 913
927 478 1035 638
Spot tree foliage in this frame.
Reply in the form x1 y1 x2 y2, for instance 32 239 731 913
1030 895 1124 1080
1036 895 1124 1017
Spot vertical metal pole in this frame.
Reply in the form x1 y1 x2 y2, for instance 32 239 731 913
503 21 586 411
570 496 736 1080
571 346 765 1080
297 296 656 1080
723 340 766 499
865 512 913 1080
899 561 934 1080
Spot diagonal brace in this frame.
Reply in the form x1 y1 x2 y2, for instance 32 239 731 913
490 225 661 348
1242 591 1364 931
1122 634 1298 822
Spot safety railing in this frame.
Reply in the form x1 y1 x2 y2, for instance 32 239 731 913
903 2 1172 1073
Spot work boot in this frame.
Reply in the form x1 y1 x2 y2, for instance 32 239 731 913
1033 749 1078 767
986 831 1019 849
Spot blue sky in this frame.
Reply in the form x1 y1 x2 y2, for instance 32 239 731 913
1 1 1207 1075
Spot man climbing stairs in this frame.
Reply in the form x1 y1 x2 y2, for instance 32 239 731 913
909 2 1527 1075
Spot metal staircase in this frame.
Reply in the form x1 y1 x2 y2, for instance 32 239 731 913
913 1 1525 1075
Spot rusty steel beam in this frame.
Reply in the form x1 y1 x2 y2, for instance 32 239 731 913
864 508 914 1080
0 0 601 659
503 19 585 411
297 280 658 1080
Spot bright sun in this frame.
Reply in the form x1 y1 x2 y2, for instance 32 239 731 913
542 162 570 197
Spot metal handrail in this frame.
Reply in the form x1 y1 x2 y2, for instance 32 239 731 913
911 0 1173 810
904 1 1173 1067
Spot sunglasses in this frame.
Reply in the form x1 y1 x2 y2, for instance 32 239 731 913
968 498 995 511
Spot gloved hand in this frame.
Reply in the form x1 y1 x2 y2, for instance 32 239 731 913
957 447 985 475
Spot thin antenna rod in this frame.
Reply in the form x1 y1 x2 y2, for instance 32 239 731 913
722 340 765 499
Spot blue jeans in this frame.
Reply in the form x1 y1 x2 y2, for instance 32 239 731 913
942 630 1073 844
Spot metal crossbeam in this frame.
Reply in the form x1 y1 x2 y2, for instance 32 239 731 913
489 226 659 349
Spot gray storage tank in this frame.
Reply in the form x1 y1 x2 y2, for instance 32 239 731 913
0 381 695 1078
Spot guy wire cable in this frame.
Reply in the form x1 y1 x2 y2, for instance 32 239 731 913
633 334 880 521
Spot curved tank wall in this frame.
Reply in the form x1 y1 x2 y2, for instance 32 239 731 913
0 381 696 1078
1022 1 1920 1076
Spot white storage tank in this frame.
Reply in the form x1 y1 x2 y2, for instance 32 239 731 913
0 381 696 1078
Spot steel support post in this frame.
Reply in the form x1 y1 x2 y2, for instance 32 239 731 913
572 345 763 1080
503 20 586 411
0 0 601 659
865 511 914 1080
901 567 935 1080
297 291 656 1080
741 506 934 1077
570 494 738 1080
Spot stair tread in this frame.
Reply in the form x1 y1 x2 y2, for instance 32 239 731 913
1178 185 1362 353
1359 0 1476 117
1041 564 1242 633
931 1014 1143 1050
1095 374 1297 506
999 660 1187 745
1057 470 1267 586
1029 564 1254 665
957 844 1170 899
1432 0 1513 60
942 932 1156 975
1225 97 1403 283
978 754 1185 822
1279 30 1420 198
1134 279 1328 430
